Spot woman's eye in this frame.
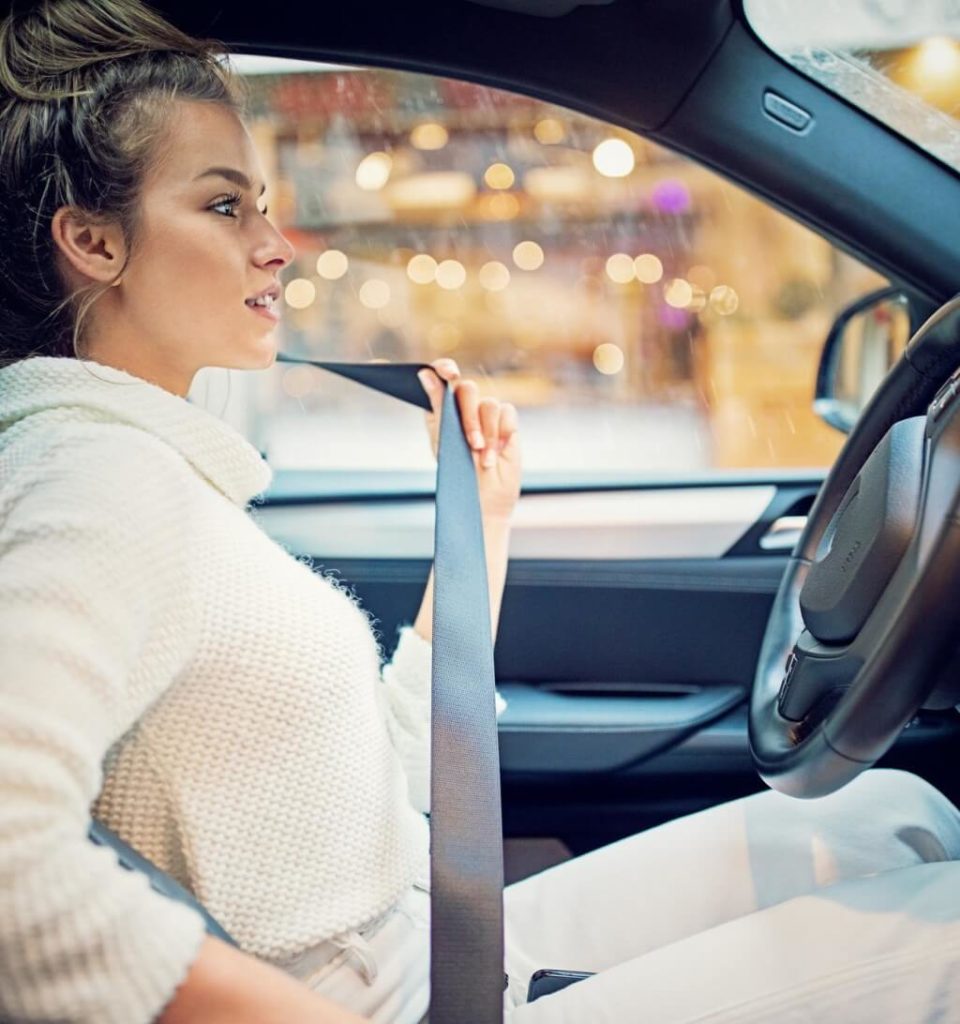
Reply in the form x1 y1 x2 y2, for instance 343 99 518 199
210 195 269 219
210 193 242 218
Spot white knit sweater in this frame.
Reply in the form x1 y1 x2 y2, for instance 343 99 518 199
0 355 440 1024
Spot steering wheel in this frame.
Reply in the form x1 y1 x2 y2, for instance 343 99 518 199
750 295 960 798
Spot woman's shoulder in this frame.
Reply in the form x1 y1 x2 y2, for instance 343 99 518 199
0 417 196 535
5 414 190 475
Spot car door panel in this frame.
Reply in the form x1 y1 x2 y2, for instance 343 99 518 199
258 478 779 847
256 474 960 857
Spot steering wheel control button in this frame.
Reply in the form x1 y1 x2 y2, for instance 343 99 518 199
798 416 925 644
776 632 858 722
762 90 813 134
777 651 799 714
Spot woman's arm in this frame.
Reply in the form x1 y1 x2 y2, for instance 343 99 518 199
159 937 369 1024
378 516 511 815
0 429 238 1023
412 515 513 645
413 358 521 646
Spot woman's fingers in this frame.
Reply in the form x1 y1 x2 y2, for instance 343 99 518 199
498 402 518 453
477 398 501 467
453 378 485 451
418 360 459 400
430 358 460 387
419 361 516 465
417 369 441 417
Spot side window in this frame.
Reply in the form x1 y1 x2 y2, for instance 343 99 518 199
194 55 888 483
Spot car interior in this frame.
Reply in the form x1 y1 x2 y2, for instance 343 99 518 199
177 0 960 853
16 0 960 1016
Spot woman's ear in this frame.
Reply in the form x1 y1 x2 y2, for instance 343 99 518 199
50 205 127 287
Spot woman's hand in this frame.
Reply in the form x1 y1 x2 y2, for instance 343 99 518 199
159 936 370 1024
416 358 521 523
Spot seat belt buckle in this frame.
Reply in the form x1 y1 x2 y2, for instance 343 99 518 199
526 968 595 1004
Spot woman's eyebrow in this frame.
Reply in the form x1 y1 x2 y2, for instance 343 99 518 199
193 166 266 196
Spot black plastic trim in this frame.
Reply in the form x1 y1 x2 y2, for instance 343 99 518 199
655 20 960 303
496 681 746 774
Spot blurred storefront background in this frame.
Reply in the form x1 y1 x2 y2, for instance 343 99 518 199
189 25 958 481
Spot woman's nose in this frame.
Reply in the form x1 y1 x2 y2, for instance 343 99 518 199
256 224 296 271
275 228 296 267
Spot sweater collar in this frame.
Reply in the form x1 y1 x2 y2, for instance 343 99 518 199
0 356 273 507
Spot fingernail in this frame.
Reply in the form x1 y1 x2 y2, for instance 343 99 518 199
483 448 496 468
470 431 485 449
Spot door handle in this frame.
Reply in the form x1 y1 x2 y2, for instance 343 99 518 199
759 515 807 551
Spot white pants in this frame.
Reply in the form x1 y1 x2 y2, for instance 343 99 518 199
288 769 960 1022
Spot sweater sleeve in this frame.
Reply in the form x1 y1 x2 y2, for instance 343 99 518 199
0 426 207 1024
377 624 507 815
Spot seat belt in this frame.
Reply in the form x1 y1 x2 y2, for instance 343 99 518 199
90 356 506 1024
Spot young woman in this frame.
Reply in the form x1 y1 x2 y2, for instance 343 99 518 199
2 4 960 1024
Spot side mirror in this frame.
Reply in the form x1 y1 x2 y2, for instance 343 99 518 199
814 287 913 434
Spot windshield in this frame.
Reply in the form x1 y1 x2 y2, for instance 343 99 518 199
744 0 960 174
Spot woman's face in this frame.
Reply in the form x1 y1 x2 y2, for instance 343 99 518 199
67 99 296 396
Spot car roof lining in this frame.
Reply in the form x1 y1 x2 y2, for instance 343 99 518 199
165 0 735 134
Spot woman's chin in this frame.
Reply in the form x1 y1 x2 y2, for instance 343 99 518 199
246 328 279 368
258 335 279 367
206 326 279 372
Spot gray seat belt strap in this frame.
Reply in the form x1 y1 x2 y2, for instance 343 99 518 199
277 356 506 1024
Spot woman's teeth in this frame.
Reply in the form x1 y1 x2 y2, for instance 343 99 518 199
247 294 276 309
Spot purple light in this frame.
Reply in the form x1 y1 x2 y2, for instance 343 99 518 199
651 179 691 215
658 304 690 330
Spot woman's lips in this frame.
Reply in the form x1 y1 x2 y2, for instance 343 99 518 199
246 301 280 323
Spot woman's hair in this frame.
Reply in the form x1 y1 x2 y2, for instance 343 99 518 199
0 0 248 368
